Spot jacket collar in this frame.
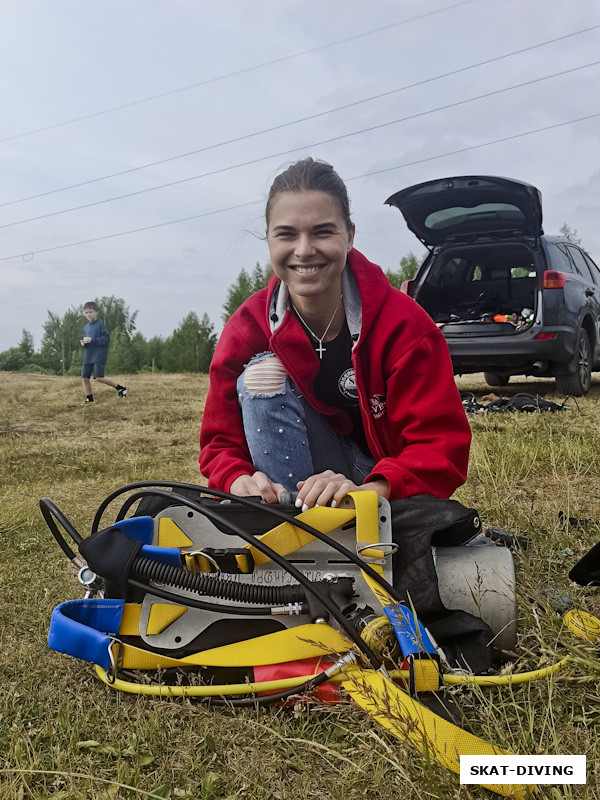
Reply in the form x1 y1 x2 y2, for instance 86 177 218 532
267 248 384 346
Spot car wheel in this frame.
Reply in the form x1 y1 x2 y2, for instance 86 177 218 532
484 372 510 388
555 330 592 396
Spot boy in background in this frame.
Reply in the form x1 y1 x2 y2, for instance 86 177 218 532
80 302 127 403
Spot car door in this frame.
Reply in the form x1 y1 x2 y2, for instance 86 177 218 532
564 244 600 359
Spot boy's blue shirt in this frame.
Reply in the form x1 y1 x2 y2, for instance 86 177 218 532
82 318 110 364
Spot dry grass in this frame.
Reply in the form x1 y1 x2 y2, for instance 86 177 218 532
1 371 600 799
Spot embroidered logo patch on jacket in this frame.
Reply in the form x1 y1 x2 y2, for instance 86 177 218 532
369 394 386 419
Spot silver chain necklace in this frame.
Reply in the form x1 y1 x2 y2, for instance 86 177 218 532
292 295 343 359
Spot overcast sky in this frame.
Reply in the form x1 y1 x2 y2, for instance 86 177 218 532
1 0 599 351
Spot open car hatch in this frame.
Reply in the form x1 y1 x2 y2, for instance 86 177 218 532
385 175 543 246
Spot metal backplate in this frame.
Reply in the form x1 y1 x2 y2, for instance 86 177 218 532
138 497 393 650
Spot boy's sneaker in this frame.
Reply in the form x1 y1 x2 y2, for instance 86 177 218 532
117 386 127 398
85 395 94 403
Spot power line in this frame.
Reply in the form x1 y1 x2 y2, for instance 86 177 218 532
3 22 599 208
2 59 598 231
0 0 480 145
346 112 600 181
2 111 598 263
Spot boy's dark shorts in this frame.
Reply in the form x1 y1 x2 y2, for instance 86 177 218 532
82 362 105 379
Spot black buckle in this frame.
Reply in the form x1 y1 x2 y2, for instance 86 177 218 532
200 547 255 574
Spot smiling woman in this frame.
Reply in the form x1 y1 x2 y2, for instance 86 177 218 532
199 157 471 510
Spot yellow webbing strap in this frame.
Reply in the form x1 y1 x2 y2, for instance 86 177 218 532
181 506 356 573
347 491 441 692
240 491 394 611
348 491 395 608
116 609 352 668
408 656 442 693
342 669 532 799
243 505 356 565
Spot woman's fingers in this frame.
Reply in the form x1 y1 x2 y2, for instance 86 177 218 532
296 471 357 510
252 471 286 503
230 472 286 503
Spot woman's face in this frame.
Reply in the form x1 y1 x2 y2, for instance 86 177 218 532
266 190 355 305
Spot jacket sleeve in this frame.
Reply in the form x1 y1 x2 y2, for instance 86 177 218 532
199 320 257 491
93 321 110 347
364 329 471 500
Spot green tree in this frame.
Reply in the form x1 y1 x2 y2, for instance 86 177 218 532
40 306 84 374
162 312 199 372
196 312 218 373
559 222 582 245
130 332 149 371
65 347 83 376
222 262 272 323
386 253 420 290
145 336 164 372
0 346 26 371
18 329 35 362
95 295 138 338
105 329 138 374
162 312 217 373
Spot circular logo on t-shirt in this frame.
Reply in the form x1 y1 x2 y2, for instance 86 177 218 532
338 368 358 400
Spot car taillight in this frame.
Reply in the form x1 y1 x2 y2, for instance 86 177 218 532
400 280 410 294
534 332 556 340
543 270 570 289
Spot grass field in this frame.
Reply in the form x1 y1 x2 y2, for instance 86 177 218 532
1 371 600 800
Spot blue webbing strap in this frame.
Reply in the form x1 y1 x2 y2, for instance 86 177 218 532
47 598 125 670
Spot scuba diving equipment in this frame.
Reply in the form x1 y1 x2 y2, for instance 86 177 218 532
43 481 533 798
434 545 517 651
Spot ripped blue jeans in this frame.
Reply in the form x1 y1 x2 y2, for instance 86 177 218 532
236 352 376 492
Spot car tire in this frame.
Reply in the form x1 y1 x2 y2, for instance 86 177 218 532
484 372 510 388
555 329 592 396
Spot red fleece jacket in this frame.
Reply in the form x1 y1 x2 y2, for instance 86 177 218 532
199 249 471 499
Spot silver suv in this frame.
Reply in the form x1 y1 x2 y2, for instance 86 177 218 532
386 175 600 396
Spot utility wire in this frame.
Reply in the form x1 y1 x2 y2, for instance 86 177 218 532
345 112 600 182
2 59 598 231
2 111 598 263
0 0 480 144
2 22 598 208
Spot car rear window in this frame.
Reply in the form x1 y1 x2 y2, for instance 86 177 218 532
425 203 525 232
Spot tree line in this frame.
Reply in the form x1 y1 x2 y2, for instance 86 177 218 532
0 256 419 375
0 297 219 376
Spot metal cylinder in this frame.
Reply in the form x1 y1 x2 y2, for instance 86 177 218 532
433 545 517 651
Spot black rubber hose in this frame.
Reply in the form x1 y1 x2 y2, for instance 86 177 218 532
131 556 306 604
209 667 336 707
127 579 273 616
40 497 84 562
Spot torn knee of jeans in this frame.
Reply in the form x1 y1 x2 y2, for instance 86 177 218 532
243 355 288 396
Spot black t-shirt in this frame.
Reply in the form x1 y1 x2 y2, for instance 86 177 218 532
295 314 369 453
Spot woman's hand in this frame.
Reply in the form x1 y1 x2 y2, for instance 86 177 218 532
295 471 390 511
229 471 286 504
